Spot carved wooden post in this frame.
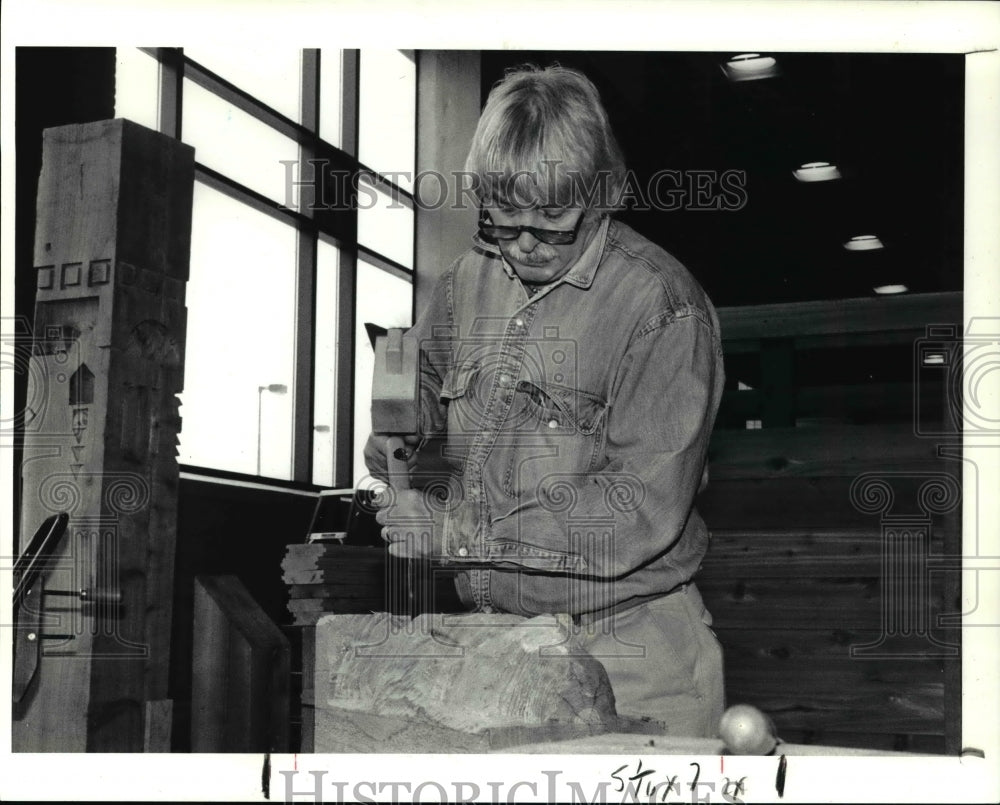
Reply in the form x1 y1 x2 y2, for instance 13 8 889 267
14 119 194 751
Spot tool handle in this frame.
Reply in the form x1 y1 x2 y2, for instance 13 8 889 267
384 435 411 490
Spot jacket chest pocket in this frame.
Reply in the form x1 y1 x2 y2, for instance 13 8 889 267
498 380 609 502
440 361 487 445
440 364 610 507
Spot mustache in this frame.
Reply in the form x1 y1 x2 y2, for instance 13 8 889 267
505 243 558 265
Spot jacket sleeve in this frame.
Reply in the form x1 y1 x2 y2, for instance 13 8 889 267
439 307 723 577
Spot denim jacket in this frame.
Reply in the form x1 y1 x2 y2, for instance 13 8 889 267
402 216 724 617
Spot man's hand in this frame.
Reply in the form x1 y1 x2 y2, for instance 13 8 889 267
373 487 441 559
362 431 420 482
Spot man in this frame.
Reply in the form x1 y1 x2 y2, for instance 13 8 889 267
366 64 726 738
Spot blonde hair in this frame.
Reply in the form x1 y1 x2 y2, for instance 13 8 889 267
465 65 626 211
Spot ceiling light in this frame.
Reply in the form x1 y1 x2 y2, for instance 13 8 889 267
922 352 946 365
793 161 842 182
873 283 909 295
843 234 884 251
721 54 779 82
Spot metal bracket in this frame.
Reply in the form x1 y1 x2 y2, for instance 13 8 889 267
13 513 68 702
11 513 122 703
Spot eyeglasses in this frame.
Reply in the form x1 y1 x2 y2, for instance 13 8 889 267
477 208 585 246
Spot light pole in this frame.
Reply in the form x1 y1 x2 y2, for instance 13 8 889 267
256 383 288 476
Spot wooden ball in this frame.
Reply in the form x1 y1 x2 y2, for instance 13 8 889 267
719 704 777 755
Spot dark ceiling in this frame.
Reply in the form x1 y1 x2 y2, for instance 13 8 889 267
481 51 965 308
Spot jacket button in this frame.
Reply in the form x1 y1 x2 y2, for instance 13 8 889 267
547 418 560 429
457 546 469 557
498 373 513 387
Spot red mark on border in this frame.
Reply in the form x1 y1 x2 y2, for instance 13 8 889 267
720 755 724 773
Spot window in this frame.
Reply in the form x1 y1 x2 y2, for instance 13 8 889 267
182 46 303 123
181 183 297 478
114 47 416 487
312 239 340 487
181 78 300 205
358 50 416 192
357 177 415 270
114 48 160 130
319 51 343 148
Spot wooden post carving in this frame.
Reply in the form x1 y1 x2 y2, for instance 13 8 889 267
14 119 194 751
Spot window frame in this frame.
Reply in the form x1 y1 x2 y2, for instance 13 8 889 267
140 47 417 488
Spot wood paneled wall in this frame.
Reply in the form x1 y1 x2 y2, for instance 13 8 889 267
697 291 963 753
